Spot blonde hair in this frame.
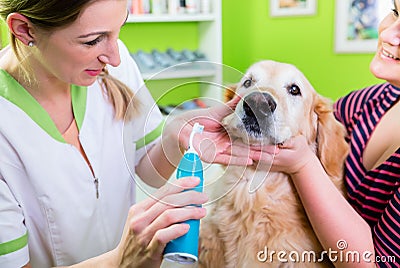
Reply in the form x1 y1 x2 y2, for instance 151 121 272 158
0 0 135 120
99 68 135 120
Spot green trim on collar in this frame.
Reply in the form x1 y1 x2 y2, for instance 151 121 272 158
71 84 87 131
0 69 87 142
0 231 28 256
135 120 165 150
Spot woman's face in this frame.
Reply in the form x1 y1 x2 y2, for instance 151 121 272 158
370 0 400 87
32 0 128 87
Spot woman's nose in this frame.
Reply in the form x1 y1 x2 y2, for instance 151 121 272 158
98 40 121 67
380 19 400 46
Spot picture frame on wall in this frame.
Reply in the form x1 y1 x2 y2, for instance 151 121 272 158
270 0 317 17
334 0 392 53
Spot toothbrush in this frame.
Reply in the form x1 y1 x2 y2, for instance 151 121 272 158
163 122 204 264
188 122 204 151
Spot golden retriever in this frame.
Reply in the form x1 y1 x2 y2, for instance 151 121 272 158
199 60 348 267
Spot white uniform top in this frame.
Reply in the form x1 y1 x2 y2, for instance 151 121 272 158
0 40 164 268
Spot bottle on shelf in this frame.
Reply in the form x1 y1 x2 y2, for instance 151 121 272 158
151 0 167 15
130 0 143 14
178 0 186 14
168 0 179 14
200 0 210 14
143 0 151 13
186 0 199 14
128 0 213 16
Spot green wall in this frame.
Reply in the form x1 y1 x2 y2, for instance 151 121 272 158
221 0 383 101
120 22 198 52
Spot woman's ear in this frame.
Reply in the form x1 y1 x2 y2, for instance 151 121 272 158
6 13 36 46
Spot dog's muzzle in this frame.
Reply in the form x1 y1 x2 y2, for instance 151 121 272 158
240 91 276 138
243 92 276 118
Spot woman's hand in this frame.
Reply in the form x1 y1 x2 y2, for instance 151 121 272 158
250 135 318 176
115 177 208 268
165 96 256 166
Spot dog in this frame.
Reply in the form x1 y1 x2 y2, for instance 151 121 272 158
199 60 348 267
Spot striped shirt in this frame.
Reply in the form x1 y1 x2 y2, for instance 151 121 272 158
334 83 400 266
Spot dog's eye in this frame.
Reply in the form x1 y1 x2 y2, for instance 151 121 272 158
243 79 252 88
287 84 301 96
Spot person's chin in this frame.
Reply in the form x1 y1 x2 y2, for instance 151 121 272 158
370 55 390 80
74 77 97 87
370 60 400 86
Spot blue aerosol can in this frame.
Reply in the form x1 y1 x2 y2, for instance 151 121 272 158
163 123 204 264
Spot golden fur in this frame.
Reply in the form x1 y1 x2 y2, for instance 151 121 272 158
199 60 348 267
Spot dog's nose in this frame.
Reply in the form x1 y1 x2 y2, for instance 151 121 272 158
243 92 276 118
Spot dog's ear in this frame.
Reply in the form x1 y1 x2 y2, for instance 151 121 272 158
313 95 348 180
224 84 237 102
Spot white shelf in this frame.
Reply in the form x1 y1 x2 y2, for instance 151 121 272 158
127 14 216 23
125 0 222 100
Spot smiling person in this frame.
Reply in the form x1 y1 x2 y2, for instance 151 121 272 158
0 0 255 267
252 1 400 267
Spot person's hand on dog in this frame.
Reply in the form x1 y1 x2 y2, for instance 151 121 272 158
164 95 255 167
115 177 207 268
250 135 318 176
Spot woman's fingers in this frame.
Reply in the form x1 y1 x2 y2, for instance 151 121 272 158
225 94 242 110
135 177 201 212
146 223 191 257
119 223 191 268
127 176 208 246
131 190 207 233
119 176 208 267
249 144 279 154
249 145 279 163
277 136 297 149
214 139 277 166
206 95 242 120
214 153 253 166
140 206 206 247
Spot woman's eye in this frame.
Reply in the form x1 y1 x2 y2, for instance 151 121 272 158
84 36 102 46
392 9 399 17
287 84 301 96
243 79 252 88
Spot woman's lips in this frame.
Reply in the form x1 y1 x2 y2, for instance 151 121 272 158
85 69 102 77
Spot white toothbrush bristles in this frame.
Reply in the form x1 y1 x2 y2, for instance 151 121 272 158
188 123 204 150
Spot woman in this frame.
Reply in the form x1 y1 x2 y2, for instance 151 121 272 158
0 0 253 267
255 1 400 267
